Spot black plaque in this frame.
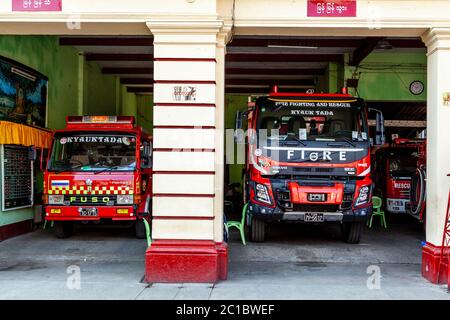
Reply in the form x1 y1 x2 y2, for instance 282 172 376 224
2 145 33 210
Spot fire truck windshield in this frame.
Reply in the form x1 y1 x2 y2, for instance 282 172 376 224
388 148 419 176
48 133 137 172
256 103 368 144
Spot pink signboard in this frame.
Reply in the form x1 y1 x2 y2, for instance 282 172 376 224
307 0 356 17
12 0 62 12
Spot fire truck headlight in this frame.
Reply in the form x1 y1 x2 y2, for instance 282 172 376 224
355 186 371 206
255 183 272 205
117 195 133 205
49 195 64 205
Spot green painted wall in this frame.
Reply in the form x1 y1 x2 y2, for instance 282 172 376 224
0 35 80 129
136 94 153 132
316 62 339 94
120 85 137 117
343 52 427 101
0 35 121 229
0 35 80 227
225 95 248 191
84 61 117 116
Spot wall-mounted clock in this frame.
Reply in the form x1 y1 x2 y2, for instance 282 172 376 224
409 81 424 95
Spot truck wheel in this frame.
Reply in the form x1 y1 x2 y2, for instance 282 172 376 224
342 221 363 244
250 216 266 242
135 219 147 239
54 222 74 239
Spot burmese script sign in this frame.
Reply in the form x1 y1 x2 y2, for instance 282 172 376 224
12 0 62 12
307 0 357 17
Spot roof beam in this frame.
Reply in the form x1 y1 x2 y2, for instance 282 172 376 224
127 87 153 93
385 38 425 48
122 78 316 86
60 37 153 46
228 37 364 48
349 37 384 66
225 87 312 94
121 78 153 85
226 79 315 86
102 67 153 75
225 68 325 75
226 54 343 62
85 53 153 61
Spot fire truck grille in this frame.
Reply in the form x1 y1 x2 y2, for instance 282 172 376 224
340 193 354 210
63 195 117 206
292 204 340 213
399 190 410 198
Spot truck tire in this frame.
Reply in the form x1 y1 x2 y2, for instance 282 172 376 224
342 221 363 244
54 222 74 239
135 219 147 239
250 216 266 242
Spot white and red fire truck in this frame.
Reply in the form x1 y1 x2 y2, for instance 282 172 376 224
373 138 426 221
43 116 153 238
236 89 383 243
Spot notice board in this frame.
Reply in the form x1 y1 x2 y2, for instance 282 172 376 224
1 145 34 211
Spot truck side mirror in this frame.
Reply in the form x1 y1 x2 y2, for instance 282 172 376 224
140 142 151 167
369 108 385 147
148 141 153 158
248 129 256 145
234 111 245 144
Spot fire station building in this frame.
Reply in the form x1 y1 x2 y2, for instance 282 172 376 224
0 0 449 288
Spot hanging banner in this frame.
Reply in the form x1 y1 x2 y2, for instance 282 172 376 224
12 0 62 12
0 56 48 128
307 0 357 17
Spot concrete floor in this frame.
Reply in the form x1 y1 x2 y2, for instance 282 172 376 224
0 215 448 300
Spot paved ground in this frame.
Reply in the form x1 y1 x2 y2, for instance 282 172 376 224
0 215 448 300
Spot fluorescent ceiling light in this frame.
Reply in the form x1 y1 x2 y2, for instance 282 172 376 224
267 45 319 50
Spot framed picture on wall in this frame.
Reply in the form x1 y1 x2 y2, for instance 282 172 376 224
0 55 48 128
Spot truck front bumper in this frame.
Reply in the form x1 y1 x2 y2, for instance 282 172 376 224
248 202 372 223
45 206 137 221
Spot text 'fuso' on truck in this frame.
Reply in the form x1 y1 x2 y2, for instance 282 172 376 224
235 89 385 244
43 116 153 239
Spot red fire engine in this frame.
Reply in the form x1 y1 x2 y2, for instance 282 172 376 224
373 138 426 221
235 90 384 243
43 116 153 238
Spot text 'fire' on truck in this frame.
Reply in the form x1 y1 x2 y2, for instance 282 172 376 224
235 90 385 243
43 116 153 239
373 138 427 222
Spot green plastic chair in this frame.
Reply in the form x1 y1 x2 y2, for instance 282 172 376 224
225 203 248 245
367 196 387 228
43 220 54 229
142 219 152 247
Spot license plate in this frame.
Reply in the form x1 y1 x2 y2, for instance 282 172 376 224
79 208 98 217
304 213 324 222
307 193 326 202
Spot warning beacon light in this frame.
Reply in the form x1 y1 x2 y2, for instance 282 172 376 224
66 116 135 125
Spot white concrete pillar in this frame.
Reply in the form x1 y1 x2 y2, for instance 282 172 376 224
421 28 450 284
145 18 231 283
